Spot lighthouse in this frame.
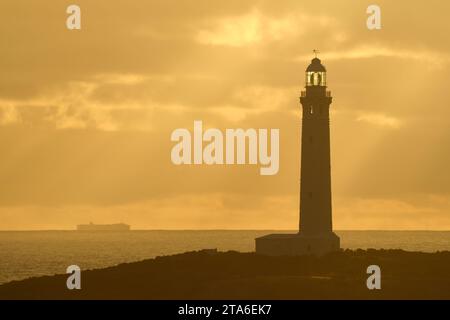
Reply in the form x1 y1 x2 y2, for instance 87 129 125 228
255 55 340 256
299 57 334 237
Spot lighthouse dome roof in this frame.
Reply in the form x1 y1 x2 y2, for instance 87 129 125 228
306 58 326 72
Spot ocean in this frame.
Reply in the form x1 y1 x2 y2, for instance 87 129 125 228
0 230 449 285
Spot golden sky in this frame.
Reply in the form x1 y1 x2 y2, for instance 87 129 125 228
1 0 450 230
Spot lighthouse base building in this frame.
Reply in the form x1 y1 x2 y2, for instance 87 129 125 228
255 57 340 256
255 232 340 256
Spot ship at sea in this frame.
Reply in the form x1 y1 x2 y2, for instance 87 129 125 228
76 222 130 231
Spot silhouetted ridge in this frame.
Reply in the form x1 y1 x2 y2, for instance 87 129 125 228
0 249 449 299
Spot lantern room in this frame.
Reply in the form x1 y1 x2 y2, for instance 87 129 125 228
305 57 327 87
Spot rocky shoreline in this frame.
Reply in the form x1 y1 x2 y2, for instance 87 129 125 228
1 249 449 299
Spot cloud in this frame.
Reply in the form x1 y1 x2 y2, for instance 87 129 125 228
297 45 450 67
206 85 296 122
197 9 264 47
0 75 188 132
356 112 402 129
196 9 335 47
0 81 122 131
334 194 450 230
0 104 21 125
232 85 294 109
93 73 149 85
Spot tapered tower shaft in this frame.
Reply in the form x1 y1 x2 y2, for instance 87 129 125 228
299 58 333 235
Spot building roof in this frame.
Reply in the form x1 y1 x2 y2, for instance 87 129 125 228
255 233 300 240
306 58 326 72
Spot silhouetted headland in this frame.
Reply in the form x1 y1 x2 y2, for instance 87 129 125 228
0 249 449 299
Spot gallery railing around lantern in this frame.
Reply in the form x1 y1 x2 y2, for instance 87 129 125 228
300 91 331 97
